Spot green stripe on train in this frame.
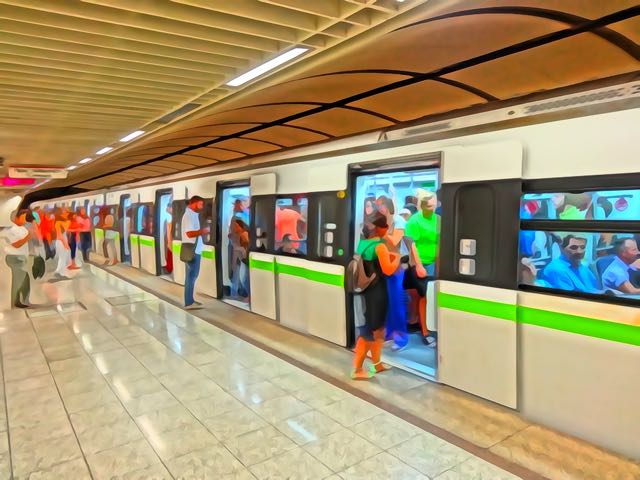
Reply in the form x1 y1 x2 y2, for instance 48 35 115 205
94 229 104 239
438 292 640 347
249 258 275 272
202 250 215 260
172 242 181 255
139 237 154 247
130 235 139 246
276 263 344 287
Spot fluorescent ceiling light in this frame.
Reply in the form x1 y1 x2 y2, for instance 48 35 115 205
67 165 77 171
120 130 145 142
226 47 309 87
79 157 92 164
96 146 113 155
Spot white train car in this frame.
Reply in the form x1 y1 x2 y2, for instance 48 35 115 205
35 82 640 460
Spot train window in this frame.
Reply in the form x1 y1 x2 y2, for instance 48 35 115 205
519 230 640 299
275 196 308 255
136 204 154 235
521 189 640 221
200 199 215 245
91 206 102 227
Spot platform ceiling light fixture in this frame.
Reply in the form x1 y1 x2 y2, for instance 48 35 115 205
120 130 145 142
96 146 113 155
79 157 92 164
226 47 309 87
67 165 77 171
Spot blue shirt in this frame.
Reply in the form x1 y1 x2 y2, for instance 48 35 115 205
602 256 636 290
542 256 599 293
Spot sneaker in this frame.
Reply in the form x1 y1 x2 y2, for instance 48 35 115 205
351 369 372 380
423 336 437 348
193 301 203 306
370 362 392 374
391 343 408 352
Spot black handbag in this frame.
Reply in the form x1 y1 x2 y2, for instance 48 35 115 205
180 242 196 263
32 256 45 279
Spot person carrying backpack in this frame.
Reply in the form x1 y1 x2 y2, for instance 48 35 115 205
350 212 400 380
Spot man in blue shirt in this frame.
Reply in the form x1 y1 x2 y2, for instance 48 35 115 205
602 238 640 294
542 235 599 293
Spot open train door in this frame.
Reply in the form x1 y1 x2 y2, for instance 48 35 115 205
437 141 523 408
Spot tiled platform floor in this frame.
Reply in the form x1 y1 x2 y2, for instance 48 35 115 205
0 262 638 479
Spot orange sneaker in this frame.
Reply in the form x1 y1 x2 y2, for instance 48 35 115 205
351 369 373 380
370 362 392 374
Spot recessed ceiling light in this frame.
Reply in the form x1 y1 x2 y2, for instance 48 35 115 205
96 146 113 155
67 165 77 171
79 157 92 164
226 47 309 87
120 130 145 142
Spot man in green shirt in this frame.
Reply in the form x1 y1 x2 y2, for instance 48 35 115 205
403 192 440 347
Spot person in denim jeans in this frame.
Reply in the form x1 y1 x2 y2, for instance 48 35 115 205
181 196 208 308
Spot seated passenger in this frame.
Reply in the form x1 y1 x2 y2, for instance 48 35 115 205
542 235 598 293
601 238 640 294
277 234 299 254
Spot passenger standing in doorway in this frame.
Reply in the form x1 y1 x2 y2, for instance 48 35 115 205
67 211 81 270
404 192 440 347
164 205 173 274
352 213 400 380
2 210 31 307
182 196 209 309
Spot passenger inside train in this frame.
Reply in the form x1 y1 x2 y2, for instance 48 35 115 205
353 168 440 377
519 189 640 298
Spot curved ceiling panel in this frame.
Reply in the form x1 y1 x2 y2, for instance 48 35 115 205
445 33 639 99
349 80 489 123
47 1 638 191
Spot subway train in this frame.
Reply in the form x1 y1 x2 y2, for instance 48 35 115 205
34 80 640 459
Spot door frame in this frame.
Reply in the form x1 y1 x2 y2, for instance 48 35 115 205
118 193 131 263
154 188 173 276
215 179 250 300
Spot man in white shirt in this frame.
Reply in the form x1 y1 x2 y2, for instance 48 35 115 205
181 196 209 308
2 210 31 308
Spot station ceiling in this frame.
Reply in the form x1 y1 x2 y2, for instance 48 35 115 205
2 1 639 193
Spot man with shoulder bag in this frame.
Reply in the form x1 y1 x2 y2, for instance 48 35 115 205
181 196 209 309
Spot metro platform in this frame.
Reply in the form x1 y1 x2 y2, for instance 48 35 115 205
0 263 637 480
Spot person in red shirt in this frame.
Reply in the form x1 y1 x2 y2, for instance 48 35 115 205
67 211 82 269
275 204 306 250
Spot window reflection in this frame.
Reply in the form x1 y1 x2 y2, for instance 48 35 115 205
519 230 640 298
521 190 640 221
275 196 308 255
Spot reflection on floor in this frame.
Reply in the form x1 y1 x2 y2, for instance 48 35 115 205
382 333 437 378
0 261 637 479
223 297 251 312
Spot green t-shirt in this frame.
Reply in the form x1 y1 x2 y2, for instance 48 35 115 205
356 238 381 261
404 213 440 264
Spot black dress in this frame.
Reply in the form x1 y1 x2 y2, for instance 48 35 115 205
361 242 388 335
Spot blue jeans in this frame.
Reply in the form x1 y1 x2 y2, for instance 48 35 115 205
184 254 201 306
385 269 408 345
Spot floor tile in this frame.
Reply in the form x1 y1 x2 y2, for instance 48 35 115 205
352 413 423 449
5 374 56 396
201 406 267 441
61 383 117 413
10 413 74 447
164 378 224 403
167 444 246 479
0 451 8 480
275 410 343 445
339 451 428 480
69 401 129 433
184 391 244 421
86 439 160 480
76 416 144 455
319 397 382 427
122 462 174 480
388 433 472 478
269 371 321 393
250 447 332 480
248 395 311 423
55 374 108 397
304 428 381 473
146 422 219 461
135 404 199 436
27 458 92 480
224 425 297 467
110 375 166 401
11 433 83 478
434 456 521 479
291 382 349 409
230 381 287 407
123 389 180 416
7 385 61 413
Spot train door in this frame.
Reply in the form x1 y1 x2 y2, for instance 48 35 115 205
118 194 132 264
154 189 173 278
217 182 251 310
350 165 441 378
91 204 104 257
196 199 216 297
